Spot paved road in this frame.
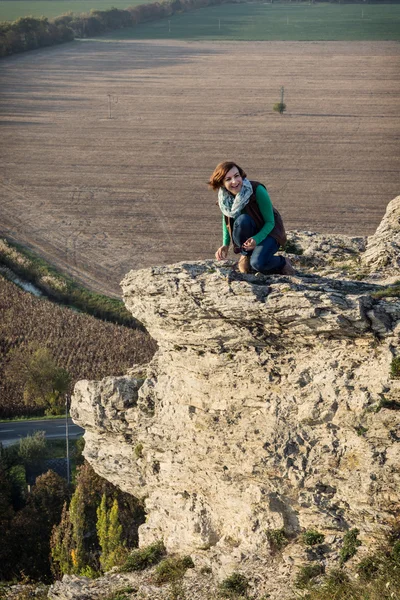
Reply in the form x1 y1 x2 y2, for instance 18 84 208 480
0 418 84 447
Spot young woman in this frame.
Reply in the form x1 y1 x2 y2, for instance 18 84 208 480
209 161 294 275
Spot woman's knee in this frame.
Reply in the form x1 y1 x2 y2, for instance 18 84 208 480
250 252 284 274
234 214 254 229
250 254 264 272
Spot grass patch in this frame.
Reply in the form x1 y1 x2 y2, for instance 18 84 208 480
119 540 166 572
295 563 324 589
0 414 64 423
266 528 289 553
219 572 249 598
390 357 400 379
284 240 303 256
340 529 362 565
290 538 400 600
153 555 194 585
371 282 400 300
104 587 136 600
0 238 140 328
301 529 325 546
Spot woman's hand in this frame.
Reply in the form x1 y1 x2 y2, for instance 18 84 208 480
242 238 256 251
215 245 229 260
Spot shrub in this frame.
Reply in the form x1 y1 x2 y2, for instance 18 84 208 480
266 528 288 552
273 102 287 114
154 555 194 584
18 430 47 463
284 240 304 255
301 529 325 546
357 555 380 582
119 540 166 572
340 528 361 565
295 563 324 589
219 572 249 598
390 357 400 379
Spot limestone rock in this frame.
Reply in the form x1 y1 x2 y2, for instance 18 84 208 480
70 199 400 600
361 196 400 274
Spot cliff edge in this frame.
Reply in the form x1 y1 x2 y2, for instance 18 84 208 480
65 197 400 599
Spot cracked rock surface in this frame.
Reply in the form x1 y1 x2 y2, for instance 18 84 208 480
67 198 400 600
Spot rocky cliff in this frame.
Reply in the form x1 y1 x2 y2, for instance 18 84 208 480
64 198 400 600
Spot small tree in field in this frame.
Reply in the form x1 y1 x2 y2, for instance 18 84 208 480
6 345 71 415
273 85 287 115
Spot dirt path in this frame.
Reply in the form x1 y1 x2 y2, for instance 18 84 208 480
1 40 399 295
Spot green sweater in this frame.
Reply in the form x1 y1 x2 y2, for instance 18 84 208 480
222 184 275 246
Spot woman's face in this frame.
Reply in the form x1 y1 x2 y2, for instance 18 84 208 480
223 166 243 196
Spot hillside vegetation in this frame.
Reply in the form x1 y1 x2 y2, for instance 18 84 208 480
0 275 156 418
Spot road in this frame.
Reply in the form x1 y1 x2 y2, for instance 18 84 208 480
0 418 84 447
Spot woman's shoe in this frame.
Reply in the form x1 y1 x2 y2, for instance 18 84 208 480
282 258 295 275
238 255 251 274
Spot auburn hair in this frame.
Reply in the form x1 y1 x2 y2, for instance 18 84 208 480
208 161 247 191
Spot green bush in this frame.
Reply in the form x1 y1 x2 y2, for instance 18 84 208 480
119 540 166 572
390 357 400 379
266 528 288 552
219 572 249 598
295 563 324 589
340 529 361 565
154 555 194 584
18 430 47 463
273 102 287 114
284 240 304 255
301 529 325 546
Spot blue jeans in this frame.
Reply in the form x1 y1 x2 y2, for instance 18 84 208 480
232 214 285 274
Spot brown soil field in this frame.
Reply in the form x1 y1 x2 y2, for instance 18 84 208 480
0 40 399 295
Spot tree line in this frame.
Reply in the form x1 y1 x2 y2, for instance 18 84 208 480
0 0 239 58
0 434 144 582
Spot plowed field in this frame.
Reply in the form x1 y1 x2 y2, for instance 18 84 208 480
1 40 399 295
